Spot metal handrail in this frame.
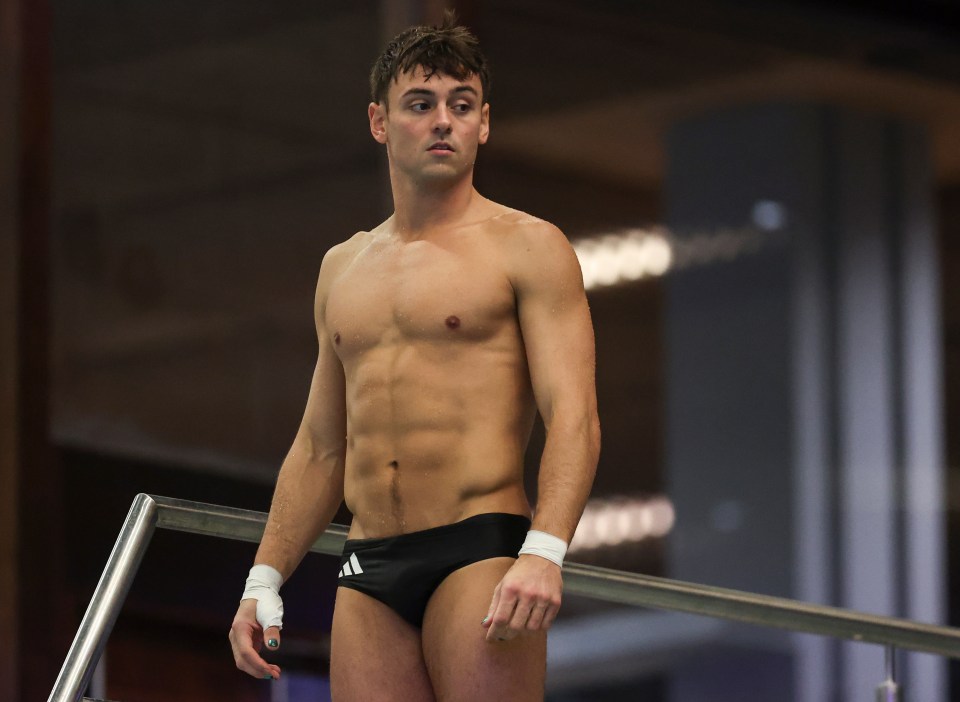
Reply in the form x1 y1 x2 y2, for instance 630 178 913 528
51 493 960 702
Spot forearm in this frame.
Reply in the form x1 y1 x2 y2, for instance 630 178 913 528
531 409 600 543
254 436 345 581
485 409 597 642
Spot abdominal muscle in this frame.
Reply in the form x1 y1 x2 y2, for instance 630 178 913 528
341 341 535 539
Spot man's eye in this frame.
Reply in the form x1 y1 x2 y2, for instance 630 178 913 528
410 102 430 111
452 103 472 112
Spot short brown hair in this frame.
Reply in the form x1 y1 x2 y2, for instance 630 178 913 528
369 11 491 106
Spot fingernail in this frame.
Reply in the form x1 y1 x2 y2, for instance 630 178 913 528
268 639 279 648
263 674 274 680
481 616 489 625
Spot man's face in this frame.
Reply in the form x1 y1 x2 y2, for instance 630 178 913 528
368 66 490 184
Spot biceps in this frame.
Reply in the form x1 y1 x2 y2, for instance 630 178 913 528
521 296 597 423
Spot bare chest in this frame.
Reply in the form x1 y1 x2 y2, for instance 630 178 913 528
325 238 516 356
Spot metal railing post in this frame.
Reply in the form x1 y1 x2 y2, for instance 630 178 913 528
876 645 901 702
48 494 159 702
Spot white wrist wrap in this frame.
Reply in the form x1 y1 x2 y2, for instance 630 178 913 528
518 530 567 568
242 564 285 630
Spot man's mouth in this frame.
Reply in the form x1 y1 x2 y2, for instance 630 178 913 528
428 142 454 151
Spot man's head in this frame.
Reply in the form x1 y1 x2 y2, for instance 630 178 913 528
369 12 491 108
368 13 491 186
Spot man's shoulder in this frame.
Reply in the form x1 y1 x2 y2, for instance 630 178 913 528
314 230 376 298
321 230 374 270
483 205 565 244
482 207 580 290
482 206 571 259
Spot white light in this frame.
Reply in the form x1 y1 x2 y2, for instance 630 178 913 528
751 200 787 232
573 241 598 290
592 241 622 287
626 501 651 541
617 236 647 281
615 504 634 541
568 494 676 553
643 235 673 276
593 503 618 546
648 497 676 538
570 504 600 550
572 218 782 291
572 228 675 290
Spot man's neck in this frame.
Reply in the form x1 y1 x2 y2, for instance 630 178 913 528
388 170 478 238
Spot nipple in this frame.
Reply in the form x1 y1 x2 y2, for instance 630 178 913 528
445 315 461 330
333 332 341 345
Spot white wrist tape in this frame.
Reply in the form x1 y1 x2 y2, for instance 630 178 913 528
242 564 285 630
518 530 567 567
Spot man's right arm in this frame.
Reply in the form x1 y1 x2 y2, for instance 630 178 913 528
229 245 349 680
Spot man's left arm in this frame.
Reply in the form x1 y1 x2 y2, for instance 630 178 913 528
483 221 601 642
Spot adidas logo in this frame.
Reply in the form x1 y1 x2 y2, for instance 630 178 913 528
338 553 364 578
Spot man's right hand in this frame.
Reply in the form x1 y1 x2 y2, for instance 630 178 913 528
229 599 282 680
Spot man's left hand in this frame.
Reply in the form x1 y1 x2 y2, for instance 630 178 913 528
482 554 562 642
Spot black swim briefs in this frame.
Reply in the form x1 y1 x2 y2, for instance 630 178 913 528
336 512 531 627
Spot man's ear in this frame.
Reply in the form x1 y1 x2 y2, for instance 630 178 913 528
369 102 387 144
478 103 490 145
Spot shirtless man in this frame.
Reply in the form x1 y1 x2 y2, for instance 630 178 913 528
228 16 600 701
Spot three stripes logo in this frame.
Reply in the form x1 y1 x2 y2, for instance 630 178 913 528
338 552 364 578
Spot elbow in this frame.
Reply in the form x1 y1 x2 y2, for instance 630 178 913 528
564 409 602 465
297 430 346 468
544 402 601 465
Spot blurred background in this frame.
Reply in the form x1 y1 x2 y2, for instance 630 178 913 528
3 0 960 700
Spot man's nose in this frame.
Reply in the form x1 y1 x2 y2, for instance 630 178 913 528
433 106 452 134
